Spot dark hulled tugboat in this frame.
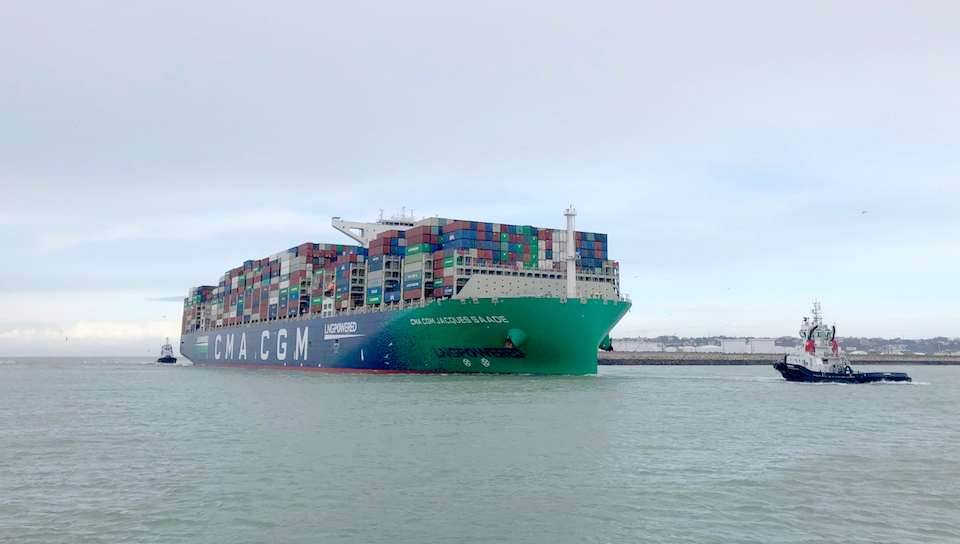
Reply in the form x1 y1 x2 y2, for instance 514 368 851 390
157 337 178 364
773 302 910 383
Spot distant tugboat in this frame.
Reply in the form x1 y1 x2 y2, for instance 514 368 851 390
773 303 910 383
157 337 177 364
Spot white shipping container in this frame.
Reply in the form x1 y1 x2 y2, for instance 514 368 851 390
280 280 290 289
269 296 279 304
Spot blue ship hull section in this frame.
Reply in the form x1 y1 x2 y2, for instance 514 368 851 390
180 313 403 371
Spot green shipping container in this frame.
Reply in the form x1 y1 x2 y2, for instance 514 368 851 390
405 243 431 255
443 256 455 267
367 295 382 305
311 295 324 306
405 252 425 264
280 288 288 298
434 278 443 287
500 232 509 242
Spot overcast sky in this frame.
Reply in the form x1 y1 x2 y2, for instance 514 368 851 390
2 1 958 356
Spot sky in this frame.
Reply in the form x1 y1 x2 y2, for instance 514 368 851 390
2 0 959 356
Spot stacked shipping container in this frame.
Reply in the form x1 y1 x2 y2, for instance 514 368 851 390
183 216 616 334
182 243 365 333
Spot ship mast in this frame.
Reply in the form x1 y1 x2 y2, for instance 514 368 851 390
565 206 577 298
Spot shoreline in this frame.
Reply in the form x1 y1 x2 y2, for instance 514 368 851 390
599 352 960 365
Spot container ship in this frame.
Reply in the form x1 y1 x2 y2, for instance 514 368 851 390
179 207 631 374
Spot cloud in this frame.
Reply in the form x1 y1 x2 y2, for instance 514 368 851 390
28 208 334 253
0 321 179 344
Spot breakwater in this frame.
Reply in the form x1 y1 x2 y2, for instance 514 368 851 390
599 351 960 365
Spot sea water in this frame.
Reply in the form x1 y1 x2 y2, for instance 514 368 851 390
1 358 957 543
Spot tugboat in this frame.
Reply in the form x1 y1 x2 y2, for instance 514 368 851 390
157 337 178 364
773 303 910 383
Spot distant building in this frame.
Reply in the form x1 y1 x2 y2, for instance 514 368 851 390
750 339 776 353
721 338 778 354
615 340 663 352
721 339 749 353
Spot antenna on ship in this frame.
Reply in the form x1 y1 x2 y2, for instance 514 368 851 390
565 205 577 298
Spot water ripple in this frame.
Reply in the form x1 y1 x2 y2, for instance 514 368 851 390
0 361 957 543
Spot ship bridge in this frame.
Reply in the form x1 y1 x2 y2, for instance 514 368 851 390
332 209 417 248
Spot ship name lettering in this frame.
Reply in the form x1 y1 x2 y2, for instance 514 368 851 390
238 333 247 360
410 315 510 326
260 331 270 359
277 329 288 360
225 334 235 359
214 335 222 360
294 327 309 361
